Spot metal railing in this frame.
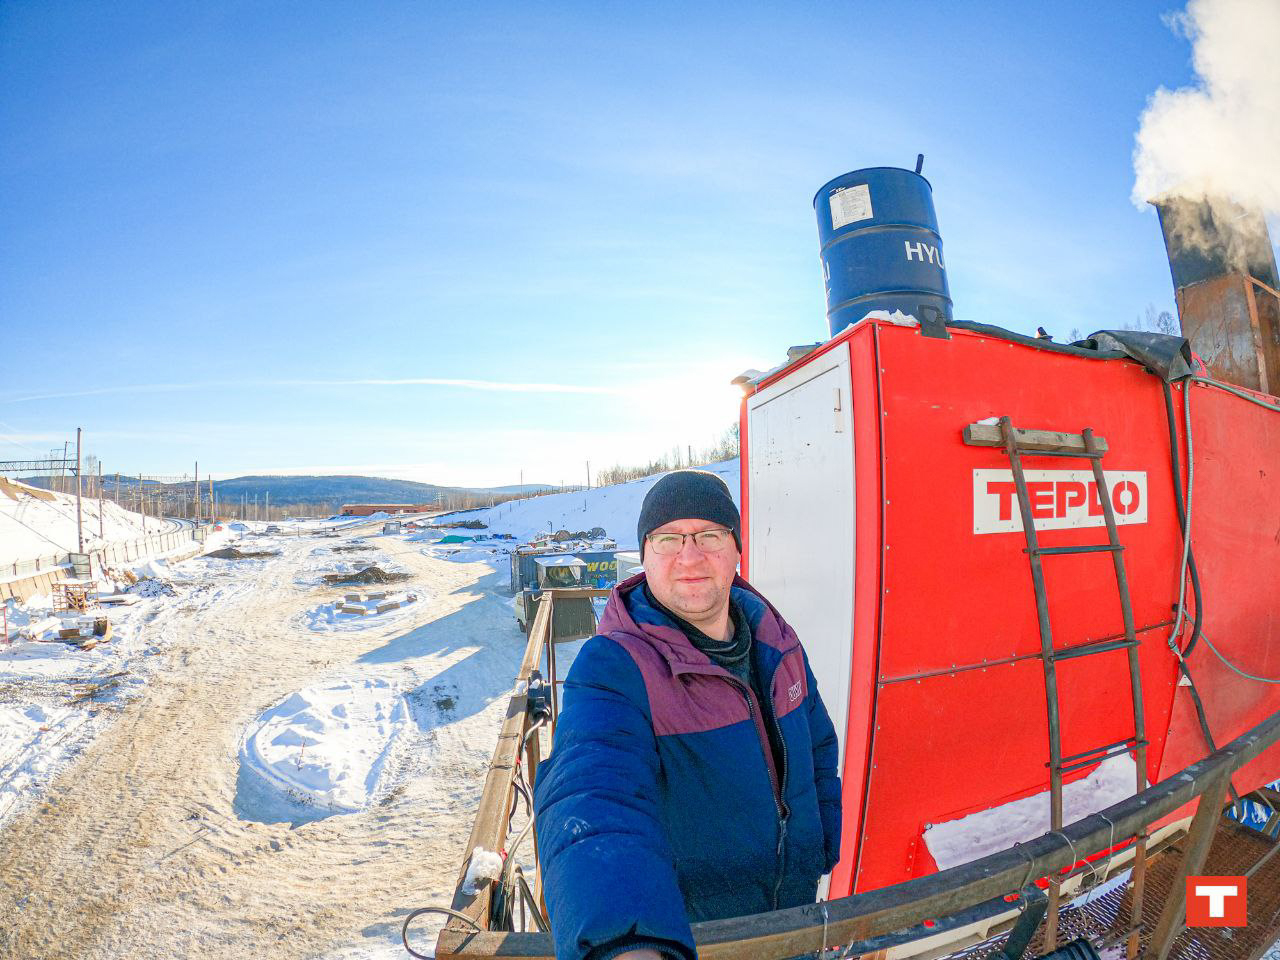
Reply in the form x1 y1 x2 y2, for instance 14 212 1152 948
428 590 1280 960
3 523 214 582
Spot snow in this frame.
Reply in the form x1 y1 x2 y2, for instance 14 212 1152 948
461 847 504 895
923 754 1138 870
240 679 410 813
433 458 740 550
537 555 586 568
0 703 78 822
0 483 175 565
301 592 421 631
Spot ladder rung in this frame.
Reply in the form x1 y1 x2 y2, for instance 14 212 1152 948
1028 545 1123 556
1014 448 1105 460
1052 738 1148 775
1050 638 1140 662
1056 737 1136 766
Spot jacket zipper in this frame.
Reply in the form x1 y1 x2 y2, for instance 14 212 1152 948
727 675 790 910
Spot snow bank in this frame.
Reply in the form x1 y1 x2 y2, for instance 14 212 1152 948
435 459 740 550
923 754 1137 870
0 485 171 565
240 679 409 812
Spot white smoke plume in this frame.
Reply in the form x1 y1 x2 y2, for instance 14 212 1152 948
1132 0 1280 213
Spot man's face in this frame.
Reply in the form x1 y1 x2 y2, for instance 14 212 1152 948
642 518 740 625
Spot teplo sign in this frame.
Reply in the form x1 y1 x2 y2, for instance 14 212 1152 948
973 469 1148 535
1186 875 1247 927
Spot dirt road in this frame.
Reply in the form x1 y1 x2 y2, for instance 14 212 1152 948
0 534 522 959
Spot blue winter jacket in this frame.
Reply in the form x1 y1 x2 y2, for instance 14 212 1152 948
533 573 842 960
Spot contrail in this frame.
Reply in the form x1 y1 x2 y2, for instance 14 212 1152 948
1 377 624 404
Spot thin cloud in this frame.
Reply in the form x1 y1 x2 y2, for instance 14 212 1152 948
1 376 625 404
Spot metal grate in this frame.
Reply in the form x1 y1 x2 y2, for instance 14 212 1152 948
928 821 1280 960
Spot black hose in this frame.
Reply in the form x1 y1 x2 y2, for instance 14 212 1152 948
1160 378 1204 658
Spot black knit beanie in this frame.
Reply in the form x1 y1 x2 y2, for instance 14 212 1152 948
637 469 741 559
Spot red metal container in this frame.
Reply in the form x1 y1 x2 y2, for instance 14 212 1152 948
738 316 1280 897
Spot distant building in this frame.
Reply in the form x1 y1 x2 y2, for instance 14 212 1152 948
339 503 435 516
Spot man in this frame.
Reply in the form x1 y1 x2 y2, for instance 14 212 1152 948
533 469 842 960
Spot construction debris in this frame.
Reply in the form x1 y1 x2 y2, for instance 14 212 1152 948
321 566 412 586
337 592 418 615
205 547 281 560
126 579 176 598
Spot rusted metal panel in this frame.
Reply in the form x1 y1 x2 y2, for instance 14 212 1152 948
1177 275 1270 393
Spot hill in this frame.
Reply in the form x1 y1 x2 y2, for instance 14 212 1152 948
20 474 560 509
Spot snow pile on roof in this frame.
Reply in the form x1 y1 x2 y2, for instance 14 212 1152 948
435 458 740 550
240 679 409 813
426 544 510 567
924 754 1137 870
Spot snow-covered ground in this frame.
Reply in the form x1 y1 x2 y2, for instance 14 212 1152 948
0 514 523 958
439 458 739 550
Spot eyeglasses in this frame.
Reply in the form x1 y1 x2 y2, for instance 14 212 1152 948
645 528 734 556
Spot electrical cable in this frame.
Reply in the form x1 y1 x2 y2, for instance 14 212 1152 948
1166 376 1195 656
1160 379 1204 658
1160 378 1239 803
1192 375 1280 412
401 906 480 960
1199 630 1280 684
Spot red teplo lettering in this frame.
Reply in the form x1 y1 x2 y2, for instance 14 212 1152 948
1055 481 1087 517
1026 481 1055 519
1087 481 1105 516
987 481 1018 521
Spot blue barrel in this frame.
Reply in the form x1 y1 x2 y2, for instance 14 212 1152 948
814 166 952 337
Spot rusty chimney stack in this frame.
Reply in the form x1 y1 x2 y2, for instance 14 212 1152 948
1154 195 1280 394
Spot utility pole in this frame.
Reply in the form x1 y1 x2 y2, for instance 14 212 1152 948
194 462 199 524
98 461 104 540
75 428 84 552
265 490 270 522
140 473 147 534
115 472 120 506
586 460 591 490
209 475 214 521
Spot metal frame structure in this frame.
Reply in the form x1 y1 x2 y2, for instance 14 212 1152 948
428 590 1280 960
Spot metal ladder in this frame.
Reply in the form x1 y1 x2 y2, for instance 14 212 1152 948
966 417 1149 956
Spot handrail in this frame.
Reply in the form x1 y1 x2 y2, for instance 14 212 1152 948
434 594 1280 960
443 588 611 933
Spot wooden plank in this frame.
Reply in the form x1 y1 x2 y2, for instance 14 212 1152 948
963 422 1108 454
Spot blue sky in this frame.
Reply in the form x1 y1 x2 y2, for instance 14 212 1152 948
1 2 1199 486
